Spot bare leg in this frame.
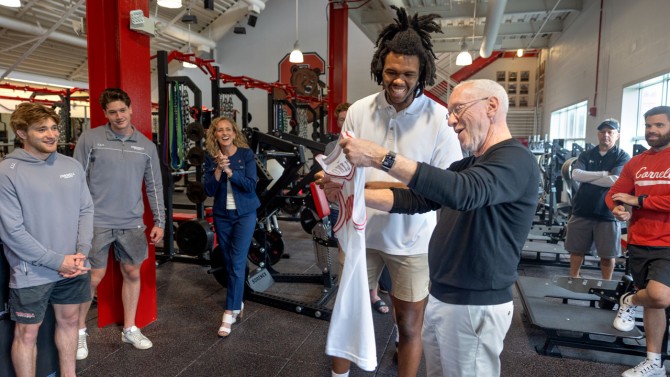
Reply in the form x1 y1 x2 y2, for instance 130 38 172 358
641 308 666 353
53 303 80 377
392 295 426 377
569 253 584 278
599 258 614 280
332 356 351 374
78 267 106 329
119 263 142 329
11 322 40 377
630 281 670 354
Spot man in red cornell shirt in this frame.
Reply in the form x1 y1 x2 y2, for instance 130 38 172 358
606 105 670 377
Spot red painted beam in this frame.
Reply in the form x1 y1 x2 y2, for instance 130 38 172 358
450 50 539 83
163 50 327 105
450 51 503 83
424 91 448 108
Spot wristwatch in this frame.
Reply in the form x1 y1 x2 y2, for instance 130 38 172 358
638 194 648 208
380 151 396 172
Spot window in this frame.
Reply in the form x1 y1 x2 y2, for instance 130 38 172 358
621 74 669 155
550 101 587 147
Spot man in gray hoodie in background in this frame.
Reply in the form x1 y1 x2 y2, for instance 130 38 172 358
0 102 93 377
74 88 165 359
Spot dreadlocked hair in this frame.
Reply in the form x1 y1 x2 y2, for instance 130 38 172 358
371 6 442 97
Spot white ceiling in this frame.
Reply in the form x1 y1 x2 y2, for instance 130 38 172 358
0 0 581 90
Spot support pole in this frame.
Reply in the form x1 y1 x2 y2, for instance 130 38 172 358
86 0 157 328
327 1 348 134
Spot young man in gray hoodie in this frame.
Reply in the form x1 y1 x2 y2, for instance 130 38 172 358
0 102 93 377
74 88 165 359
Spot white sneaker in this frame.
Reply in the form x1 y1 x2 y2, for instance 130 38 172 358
76 331 88 360
121 326 153 350
613 292 638 332
622 358 666 377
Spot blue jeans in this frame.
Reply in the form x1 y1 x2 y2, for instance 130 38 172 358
213 210 256 311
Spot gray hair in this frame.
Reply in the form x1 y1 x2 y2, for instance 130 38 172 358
454 79 509 114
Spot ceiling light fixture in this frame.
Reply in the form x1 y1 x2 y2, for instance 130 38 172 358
455 39 472 66
0 0 21 7
456 1 478 66
183 23 197 68
289 0 303 63
516 48 524 58
157 0 182 9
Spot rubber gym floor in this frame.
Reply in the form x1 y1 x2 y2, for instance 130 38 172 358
75 219 669 377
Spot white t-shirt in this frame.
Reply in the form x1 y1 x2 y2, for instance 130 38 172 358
343 92 462 255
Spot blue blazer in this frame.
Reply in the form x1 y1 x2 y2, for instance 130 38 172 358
203 147 260 216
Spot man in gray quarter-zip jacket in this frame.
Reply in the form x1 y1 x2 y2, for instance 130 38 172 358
0 102 93 377
73 88 165 359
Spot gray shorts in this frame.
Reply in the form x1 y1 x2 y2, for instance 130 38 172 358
628 245 670 289
564 215 621 258
9 274 91 324
88 226 148 268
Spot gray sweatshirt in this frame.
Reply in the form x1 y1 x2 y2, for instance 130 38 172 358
0 149 94 289
73 124 165 229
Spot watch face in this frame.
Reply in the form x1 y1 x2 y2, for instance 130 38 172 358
381 152 396 171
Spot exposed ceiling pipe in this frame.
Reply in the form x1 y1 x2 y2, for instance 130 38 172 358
479 0 508 58
151 17 216 52
591 0 603 117
0 13 216 54
526 0 561 50
1 0 86 81
0 14 87 48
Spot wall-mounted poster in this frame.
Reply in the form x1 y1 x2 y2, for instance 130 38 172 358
508 83 517 94
520 71 530 82
519 84 529 94
496 71 506 81
508 71 518 81
519 96 528 107
509 97 516 107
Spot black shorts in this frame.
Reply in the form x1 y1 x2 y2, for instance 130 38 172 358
628 245 670 289
9 274 91 324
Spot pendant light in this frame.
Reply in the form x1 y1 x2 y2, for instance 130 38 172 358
289 0 303 63
456 1 477 66
0 0 21 7
183 23 197 68
157 0 182 9
455 39 472 66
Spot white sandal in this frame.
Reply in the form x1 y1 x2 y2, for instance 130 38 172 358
217 313 236 338
233 303 244 319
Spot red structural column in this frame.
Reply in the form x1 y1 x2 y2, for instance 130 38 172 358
85 0 157 328
327 2 348 134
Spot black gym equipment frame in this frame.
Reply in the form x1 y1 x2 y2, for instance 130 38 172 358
210 65 249 129
156 50 206 263
518 275 669 362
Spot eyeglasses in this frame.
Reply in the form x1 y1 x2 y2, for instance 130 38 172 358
447 97 490 119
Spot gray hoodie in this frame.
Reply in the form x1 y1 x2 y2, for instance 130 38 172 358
0 149 94 289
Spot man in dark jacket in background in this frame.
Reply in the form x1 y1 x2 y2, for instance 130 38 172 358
565 119 630 280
